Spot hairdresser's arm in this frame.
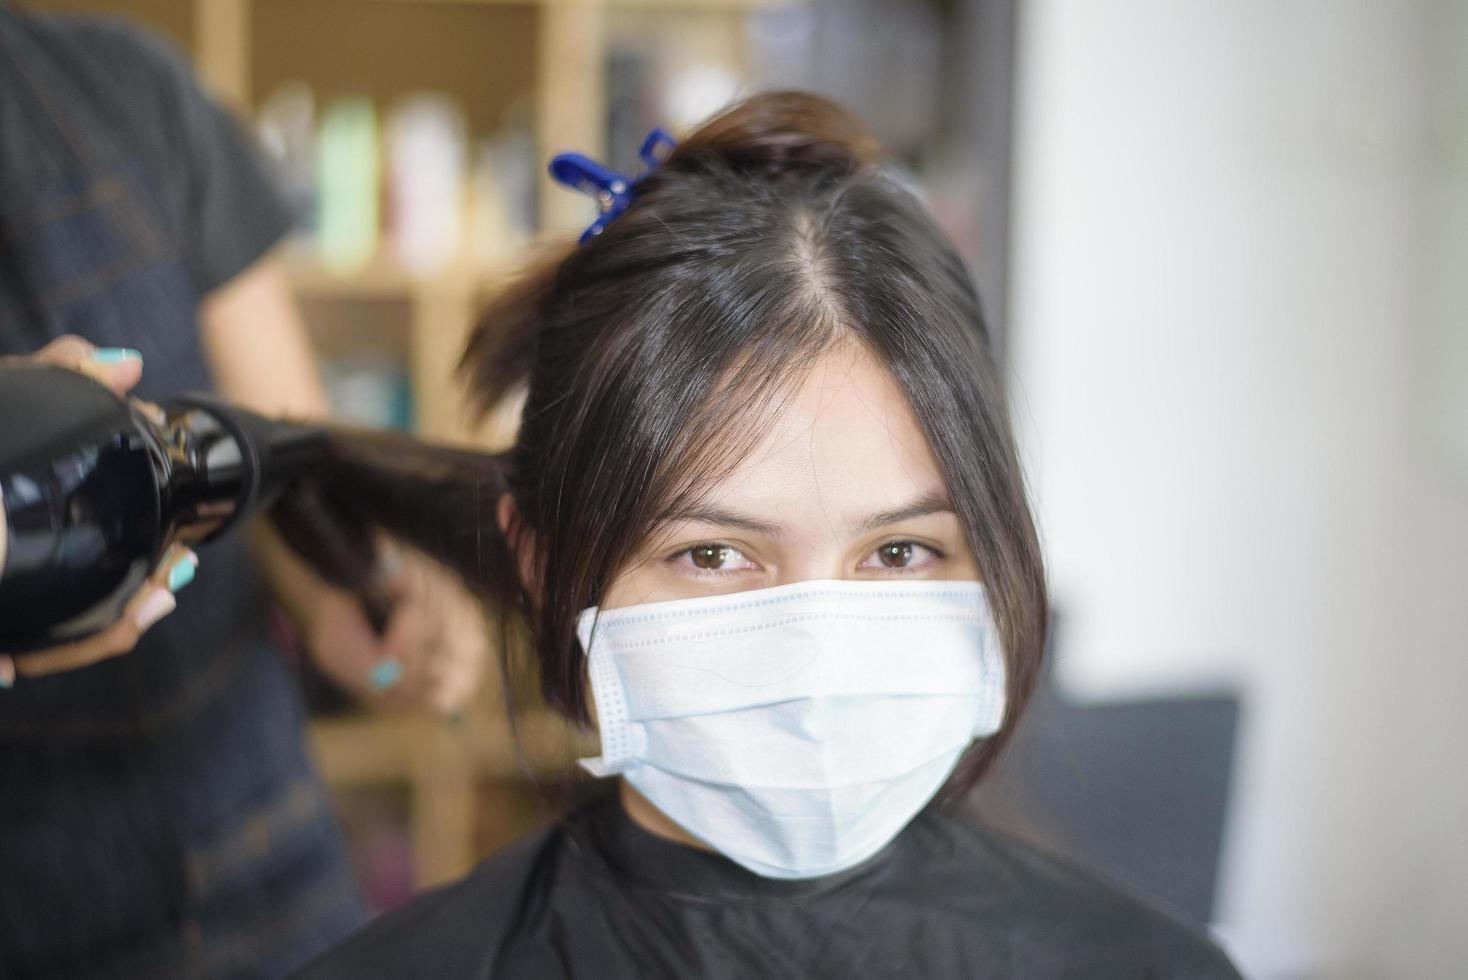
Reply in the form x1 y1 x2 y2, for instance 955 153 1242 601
199 251 487 714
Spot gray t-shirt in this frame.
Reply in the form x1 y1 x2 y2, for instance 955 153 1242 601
0 6 297 304
0 11 364 977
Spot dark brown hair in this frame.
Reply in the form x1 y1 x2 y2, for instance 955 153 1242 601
277 90 1047 799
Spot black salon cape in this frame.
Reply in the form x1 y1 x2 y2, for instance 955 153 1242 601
295 789 1241 979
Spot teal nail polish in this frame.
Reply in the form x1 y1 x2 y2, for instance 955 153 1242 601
167 557 197 592
90 347 142 364
369 658 403 691
0 673 12 690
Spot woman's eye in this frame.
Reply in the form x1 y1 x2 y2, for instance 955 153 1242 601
673 543 755 575
860 541 941 573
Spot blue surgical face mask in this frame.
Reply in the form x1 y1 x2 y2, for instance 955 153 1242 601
576 578 1007 879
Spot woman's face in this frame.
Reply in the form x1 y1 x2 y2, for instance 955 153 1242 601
599 338 981 612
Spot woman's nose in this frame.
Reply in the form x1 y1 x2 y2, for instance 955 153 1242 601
772 545 852 586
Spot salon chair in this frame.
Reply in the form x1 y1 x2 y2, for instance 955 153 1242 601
970 614 1241 927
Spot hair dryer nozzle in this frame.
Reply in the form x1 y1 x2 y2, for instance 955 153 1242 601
164 394 331 544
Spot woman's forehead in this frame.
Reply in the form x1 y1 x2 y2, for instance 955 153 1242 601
696 343 947 527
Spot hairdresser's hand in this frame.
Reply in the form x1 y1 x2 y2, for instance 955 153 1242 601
2 333 143 395
0 545 198 686
0 334 166 427
0 337 187 688
305 542 489 715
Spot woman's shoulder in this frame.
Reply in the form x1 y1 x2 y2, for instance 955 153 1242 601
915 811 1244 979
290 822 565 980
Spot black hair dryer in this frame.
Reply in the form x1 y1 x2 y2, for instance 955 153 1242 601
0 365 336 653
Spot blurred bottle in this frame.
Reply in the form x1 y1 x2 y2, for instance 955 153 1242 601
491 95 539 251
317 96 380 274
468 131 537 269
321 355 413 432
661 62 741 134
468 139 510 269
500 123 538 242
386 94 467 276
257 81 318 241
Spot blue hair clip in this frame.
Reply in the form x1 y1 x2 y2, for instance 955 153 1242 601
549 127 677 244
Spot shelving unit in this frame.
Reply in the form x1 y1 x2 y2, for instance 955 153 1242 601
23 0 783 895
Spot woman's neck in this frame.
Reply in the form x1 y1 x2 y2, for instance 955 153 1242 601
618 780 714 853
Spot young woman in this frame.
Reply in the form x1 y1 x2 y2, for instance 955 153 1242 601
288 91 1242 978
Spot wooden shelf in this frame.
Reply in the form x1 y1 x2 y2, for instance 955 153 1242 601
309 707 592 887
284 251 511 300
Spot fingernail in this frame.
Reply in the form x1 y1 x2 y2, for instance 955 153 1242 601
0 658 14 689
134 589 177 631
90 348 142 365
167 554 198 592
375 546 404 582
369 658 403 692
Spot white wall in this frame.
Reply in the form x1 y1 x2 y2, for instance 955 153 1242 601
1009 1 1468 977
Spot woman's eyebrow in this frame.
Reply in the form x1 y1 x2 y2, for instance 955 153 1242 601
664 491 955 539
661 507 785 538
849 490 956 534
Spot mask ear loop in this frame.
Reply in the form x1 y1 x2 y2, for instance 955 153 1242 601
576 608 639 777
972 612 1009 737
